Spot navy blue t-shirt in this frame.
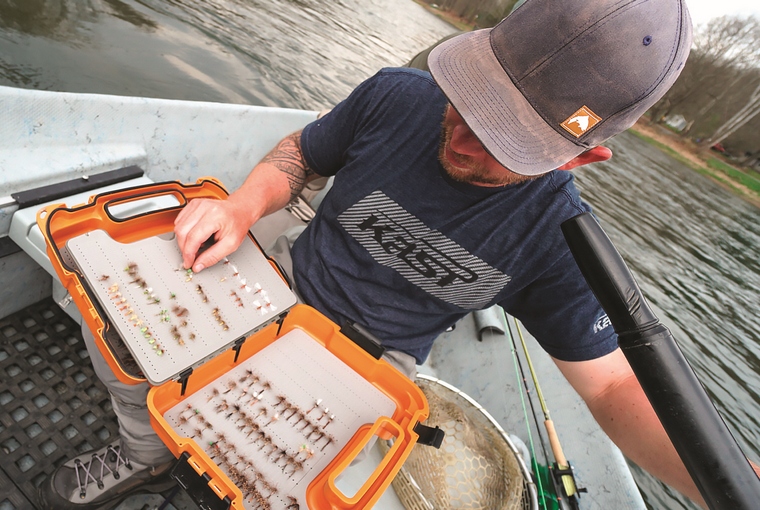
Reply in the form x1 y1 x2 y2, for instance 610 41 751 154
292 68 617 364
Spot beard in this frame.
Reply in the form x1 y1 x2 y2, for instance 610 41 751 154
438 111 535 187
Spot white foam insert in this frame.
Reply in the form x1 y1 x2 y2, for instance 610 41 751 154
66 229 297 384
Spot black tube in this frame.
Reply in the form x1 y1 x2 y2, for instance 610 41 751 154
561 212 760 510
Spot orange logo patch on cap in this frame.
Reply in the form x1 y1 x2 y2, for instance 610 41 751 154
561 106 602 138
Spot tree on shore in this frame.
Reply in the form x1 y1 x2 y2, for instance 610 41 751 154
649 15 760 164
698 75 760 149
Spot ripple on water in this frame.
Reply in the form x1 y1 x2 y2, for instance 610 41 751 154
1 3 759 509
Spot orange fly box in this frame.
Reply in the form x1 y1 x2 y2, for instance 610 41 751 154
148 304 430 510
38 179 433 509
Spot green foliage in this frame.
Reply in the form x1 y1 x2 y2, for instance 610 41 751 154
707 158 760 192
629 129 760 204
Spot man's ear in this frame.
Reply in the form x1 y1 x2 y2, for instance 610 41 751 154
557 146 613 170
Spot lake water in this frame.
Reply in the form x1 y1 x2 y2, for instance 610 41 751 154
2 1 759 509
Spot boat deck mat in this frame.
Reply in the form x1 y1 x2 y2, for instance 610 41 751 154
0 298 200 510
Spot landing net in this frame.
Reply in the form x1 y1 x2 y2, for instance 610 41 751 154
382 375 537 510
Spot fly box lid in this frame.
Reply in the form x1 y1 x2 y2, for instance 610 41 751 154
38 178 297 385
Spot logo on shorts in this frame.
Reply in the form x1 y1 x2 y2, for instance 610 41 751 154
593 314 612 334
561 106 602 138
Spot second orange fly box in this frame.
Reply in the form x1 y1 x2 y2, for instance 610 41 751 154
38 178 437 510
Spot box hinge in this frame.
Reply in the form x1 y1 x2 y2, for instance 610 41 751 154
340 321 386 360
231 336 246 363
275 311 289 336
177 367 193 396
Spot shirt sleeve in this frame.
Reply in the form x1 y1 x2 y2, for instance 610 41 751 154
299 73 379 177
501 249 618 362
300 68 439 176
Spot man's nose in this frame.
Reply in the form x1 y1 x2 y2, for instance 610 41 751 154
449 123 484 157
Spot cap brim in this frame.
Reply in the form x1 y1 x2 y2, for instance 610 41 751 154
429 30 586 176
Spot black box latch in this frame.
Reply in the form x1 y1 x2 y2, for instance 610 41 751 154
413 422 445 448
177 367 193 397
231 336 246 363
171 452 231 510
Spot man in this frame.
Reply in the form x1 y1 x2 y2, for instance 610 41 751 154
175 0 704 502
41 0 714 507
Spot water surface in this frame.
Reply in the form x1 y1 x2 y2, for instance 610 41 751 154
2 1 759 509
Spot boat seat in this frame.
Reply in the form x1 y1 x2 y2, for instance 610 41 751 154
8 171 172 322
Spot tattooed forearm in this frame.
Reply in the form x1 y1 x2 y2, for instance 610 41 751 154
261 132 316 202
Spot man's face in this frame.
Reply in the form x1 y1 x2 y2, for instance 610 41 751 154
439 105 536 187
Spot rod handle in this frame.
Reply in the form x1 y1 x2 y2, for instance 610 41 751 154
560 212 658 335
560 212 760 509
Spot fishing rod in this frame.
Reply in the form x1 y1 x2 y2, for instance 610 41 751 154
561 212 760 509
506 314 585 510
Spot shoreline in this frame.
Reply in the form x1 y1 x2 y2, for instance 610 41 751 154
411 0 475 31
628 119 760 209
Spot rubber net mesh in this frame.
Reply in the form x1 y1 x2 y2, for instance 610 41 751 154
384 377 528 510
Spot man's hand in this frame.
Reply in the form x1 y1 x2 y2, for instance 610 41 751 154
173 129 316 273
174 196 256 273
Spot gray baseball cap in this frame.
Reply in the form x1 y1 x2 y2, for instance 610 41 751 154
428 0 692 175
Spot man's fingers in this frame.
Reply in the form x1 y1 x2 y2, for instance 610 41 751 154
174 199 206 261
175 199 225 269
180 220 223 270
174 197 252 272
192 235 244 273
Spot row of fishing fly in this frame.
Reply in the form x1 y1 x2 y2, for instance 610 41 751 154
173 368 342 509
